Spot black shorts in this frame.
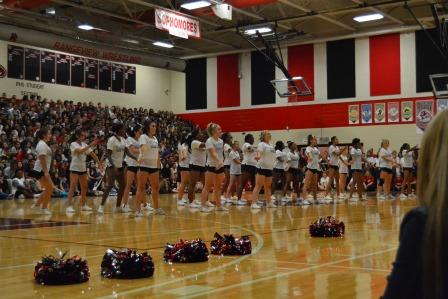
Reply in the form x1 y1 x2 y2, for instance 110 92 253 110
288 168 299 176
242 164 257 176
190 164 206 173
351 169 363 174
70 170 87 176
329 165 339 171
224 165 230 170
231 173 241 177
178 166 190 172
257 168 273 177
381 167 393 174
273 168 285 174
139 167 159 174
403 167 413 171
306 168 319 174
127 166 139 173
206 166 224 174
29 170 44 180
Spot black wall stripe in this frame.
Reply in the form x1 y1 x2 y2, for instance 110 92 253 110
186 58 207 110
251 51 275 105
327 39 356 99
415 29 448 93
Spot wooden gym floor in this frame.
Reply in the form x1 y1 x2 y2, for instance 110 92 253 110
0 194 415 299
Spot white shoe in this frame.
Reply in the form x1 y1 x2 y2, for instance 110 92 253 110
206 201 215 207
216 206 229 212
177 200 185 206
376 193 382 198
270 195 276 200
302 199 311 205
121 205 132 213
141 203 154 212
339 194 346 200
324 195 333 201
378 195 386 200
251 203 262 209
189 202 201 208
285 194 292 199
97 205 104 214
237 199 247 206
267 202 277 208
66 206 75 213
281 197 291 203
388 194 395 200
40 208 52 215
220 196 227 202
408 194 416 199
361 195 367 201
230 200 238 205
130 211 143 218
81 205 93 211
353 193 359 198
154 208 166 215
194 199 201 205
399 193 408 200
115 206 123 213
257 200 264 205
182 198 188 204
31 203 40 210
349 197 358 202
231 196 238 200
306 194 313 200
200 206 213 213
317 199 327 204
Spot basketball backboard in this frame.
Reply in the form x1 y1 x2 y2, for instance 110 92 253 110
270 76 312 98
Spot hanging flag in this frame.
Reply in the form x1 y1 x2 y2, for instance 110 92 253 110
374 103 386 123
416 99 434 134
437 98 448 112
401 101 413 122
388 102 400 123
155 8 201 39
348 104 359 125
361 103 372 124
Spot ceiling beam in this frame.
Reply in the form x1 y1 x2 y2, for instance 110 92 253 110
120 0 134 19
277 0 356 31
351 0 404 25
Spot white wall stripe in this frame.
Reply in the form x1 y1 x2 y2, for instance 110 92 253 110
355 37 370 99
400 32 417 98
313 42 327 102
240 52 252 108
276 48 289 105
206 57 217 110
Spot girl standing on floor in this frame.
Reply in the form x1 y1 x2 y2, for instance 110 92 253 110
225 141 242 203
221 133 233 203
176 134 190 206
272 141 287 201
236 134 257 206
121 124 142 213
30 128 54 215
250 131 277 209
134 120 165 216
302 135 321 204
187 130 206 209
200 123 226 213
338 147 350 200
324 136 343 202
348 138 367 201
281 142 305 204
98 122 127 214
66 129 101 213
399 143 418 200
378 139 395 200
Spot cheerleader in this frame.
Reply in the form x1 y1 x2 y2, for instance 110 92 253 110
176 135 190 206
338 147 350 200
134 120 165 216
281 142 308 204
236 134 257 206
66 129 101 213
271 141 287 201
200 123 226 212
324 136 343 202
250 131 277 209
187 130 206 209
302 135 321 204
378 139 395 200
225 141 242 203
348 138 367 201
121 124 142 213
98 122 127 214
29 128 53 215
221 133 233 203
399 143 418 199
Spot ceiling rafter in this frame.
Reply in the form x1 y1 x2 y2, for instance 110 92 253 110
351 0 404 25
120 0 134 19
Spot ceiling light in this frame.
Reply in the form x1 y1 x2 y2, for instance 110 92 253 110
78 24 94 30
244 27 272 35
153 41 174 48
46 7 55 15
181 1 211 10
353 13 384 23
123 39 139 44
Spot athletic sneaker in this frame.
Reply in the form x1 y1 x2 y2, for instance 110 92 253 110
97 205 104 214
281 197 291 203
216 206 229 212
349 197 358 202
408 194 417 199
399 193 408 200
182 198 188 204
177 200 185 206
378 195 386 200
194 199 201 205
285 194 292 199
251 203 262 209
141 203 154 212
30 203 40 210
339 194 346 200
376 193 382 198
220 195 227 202
40 208 52 215
257 200 264 206
237 199 247 206
324 195 333 201
81 205 93 212
302 199 311 205
266 202 277 208
121 205 132 213
66 206 75 213
270 195 276 200
200 206 214 213
206 201 215 207
388 194 396 200
133 211 144 218
231 199 238 205
189 202 201 208
361 195 367 201
154 208 166 215
231 196 238 200
317 199 327 205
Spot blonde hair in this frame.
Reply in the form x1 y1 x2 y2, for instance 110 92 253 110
381 139 389 148
206 122 219 137
418 110 448 298
259 130 270 142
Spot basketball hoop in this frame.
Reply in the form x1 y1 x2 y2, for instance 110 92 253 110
270 76 312 98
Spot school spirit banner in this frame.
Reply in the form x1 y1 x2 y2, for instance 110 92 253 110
401 101 413 122
388 102 399 123
416 99 434 134
361 103 372 124
437 98 448 112
374 103 386 123
348 104 359 125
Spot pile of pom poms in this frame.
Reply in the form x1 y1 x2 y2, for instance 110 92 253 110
210 233 252 256
34 253 89 285
101 249 154 279
309 216 345 237
164 239 209 263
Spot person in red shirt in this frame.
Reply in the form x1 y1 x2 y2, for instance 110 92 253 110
363 170 376 192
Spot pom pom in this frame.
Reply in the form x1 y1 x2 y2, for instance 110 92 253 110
210 233 252 256
34 254 89 285
164 239 209 263
101 249 154 279
309 216 345 238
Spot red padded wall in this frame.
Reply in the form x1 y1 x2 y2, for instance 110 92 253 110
287 44 314 102
217 54 240 108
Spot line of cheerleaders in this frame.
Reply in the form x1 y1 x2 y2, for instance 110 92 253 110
27 120 417 216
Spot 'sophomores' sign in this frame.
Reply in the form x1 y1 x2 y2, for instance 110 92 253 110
155 8 200 39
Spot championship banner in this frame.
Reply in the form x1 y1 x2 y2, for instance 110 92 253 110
361 103 372 124
155 8 200 39
348 104 359 125
401 101 413 122
416 99 434 134
374 103 386 123
437 98 448 112
387 102 399 123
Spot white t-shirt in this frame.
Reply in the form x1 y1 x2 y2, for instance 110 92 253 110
401 150 414 168
229 150 241 175
320 176 329 187
34 140 52 172
124 136 140 167
328 145 340 166
306 146 320 170
177 143 190 168
288 151 300 169
205 137 224 167
350 148 363 170
339 155 349 174
138 134 159 168
223 143 232 166
274 149 287 170
69 141 92 172
379 147 392 169
106 135 126 168
190 140 206 167
257 142 276 170
242 142 257 166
